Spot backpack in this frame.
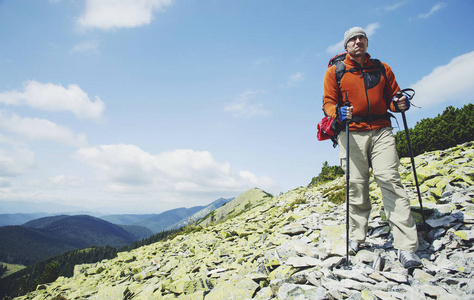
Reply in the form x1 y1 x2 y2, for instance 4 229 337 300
316 52 387 147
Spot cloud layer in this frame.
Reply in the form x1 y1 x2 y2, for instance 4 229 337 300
0 81 105 121
0 111 87 147
411 51 474 108
78 0 174 30
418 3 446 19
0 136 36 177
74 145 276 195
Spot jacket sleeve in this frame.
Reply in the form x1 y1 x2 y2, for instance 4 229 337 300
383 63 402 112
322 66 339 119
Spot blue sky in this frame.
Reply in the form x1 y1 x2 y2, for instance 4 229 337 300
0 0 473 214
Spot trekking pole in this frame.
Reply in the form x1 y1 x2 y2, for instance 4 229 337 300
396 88 429 235
344 99 351 266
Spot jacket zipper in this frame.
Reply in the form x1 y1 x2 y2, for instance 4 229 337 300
353 58 373 129
361 71 373 129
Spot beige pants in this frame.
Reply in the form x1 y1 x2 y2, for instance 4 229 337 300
338 127 419 252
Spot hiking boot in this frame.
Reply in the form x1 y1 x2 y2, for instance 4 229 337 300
348 240 359 256
398 249 422 269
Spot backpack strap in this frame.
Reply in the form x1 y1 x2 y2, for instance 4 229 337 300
335 60 346 86
329 53 349 87
370 58 386 80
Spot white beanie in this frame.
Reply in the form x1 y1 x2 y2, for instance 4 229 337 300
344 27 367 49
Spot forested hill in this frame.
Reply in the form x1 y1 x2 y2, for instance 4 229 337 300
395 103 474 157
0 215 149 266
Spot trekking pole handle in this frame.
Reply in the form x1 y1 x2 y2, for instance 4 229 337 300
395 88 415 112
344 98 352 123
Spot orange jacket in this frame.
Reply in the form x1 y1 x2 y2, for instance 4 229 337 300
323 53 401 131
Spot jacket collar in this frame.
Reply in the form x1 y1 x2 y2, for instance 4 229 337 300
345 52 372 68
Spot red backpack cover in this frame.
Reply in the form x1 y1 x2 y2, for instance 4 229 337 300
317 116 336 141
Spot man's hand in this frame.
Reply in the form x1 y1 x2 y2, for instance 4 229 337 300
393 93 411 112
338 106 353 122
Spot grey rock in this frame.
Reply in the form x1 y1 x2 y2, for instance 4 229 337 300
285 256 322 268
277 283 327 300
426 215 458 228
282 223 307 236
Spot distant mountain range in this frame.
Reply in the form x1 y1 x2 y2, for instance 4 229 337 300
0 197 233 266
100 197 232 233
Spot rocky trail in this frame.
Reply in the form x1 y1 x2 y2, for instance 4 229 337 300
17 142 474 299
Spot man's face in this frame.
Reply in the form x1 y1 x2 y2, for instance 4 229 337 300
346 34 368 58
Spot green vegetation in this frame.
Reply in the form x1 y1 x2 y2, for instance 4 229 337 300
0 227 182 299
327 188 346 205
0 263 7 277
395 104 474 157
308 161 344 187
0 263 26 279
283 198 308 213
118 228 182 252
0 215 153 266
322 184 346 205
37 261 60 285
0 245 117 298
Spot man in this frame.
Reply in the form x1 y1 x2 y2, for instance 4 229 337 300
322 27 422 269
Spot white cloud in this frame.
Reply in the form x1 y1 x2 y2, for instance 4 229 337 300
71 40 100 53
49 175 84 187
363 23 380 37
78 0 174 30
0 135 36 177
287 72 305 87
326 41 344 55
384 2 406 11
326 23 380 54
418 3 446 19
224 90 271 118
411 51 474 108
0 81 105 121
74 145 276 194
0 111 87 147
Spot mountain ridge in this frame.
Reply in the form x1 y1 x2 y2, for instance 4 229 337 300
98 197 234 233
0 198 234 267
0 215 147 266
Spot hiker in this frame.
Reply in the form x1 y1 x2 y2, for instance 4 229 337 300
322 27 422 268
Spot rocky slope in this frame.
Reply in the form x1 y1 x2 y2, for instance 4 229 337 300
16 142 474 299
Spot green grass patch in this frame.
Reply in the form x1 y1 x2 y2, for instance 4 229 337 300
328 189 346 205
322 184 346 205
282 198 308 213
0 262 26 278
